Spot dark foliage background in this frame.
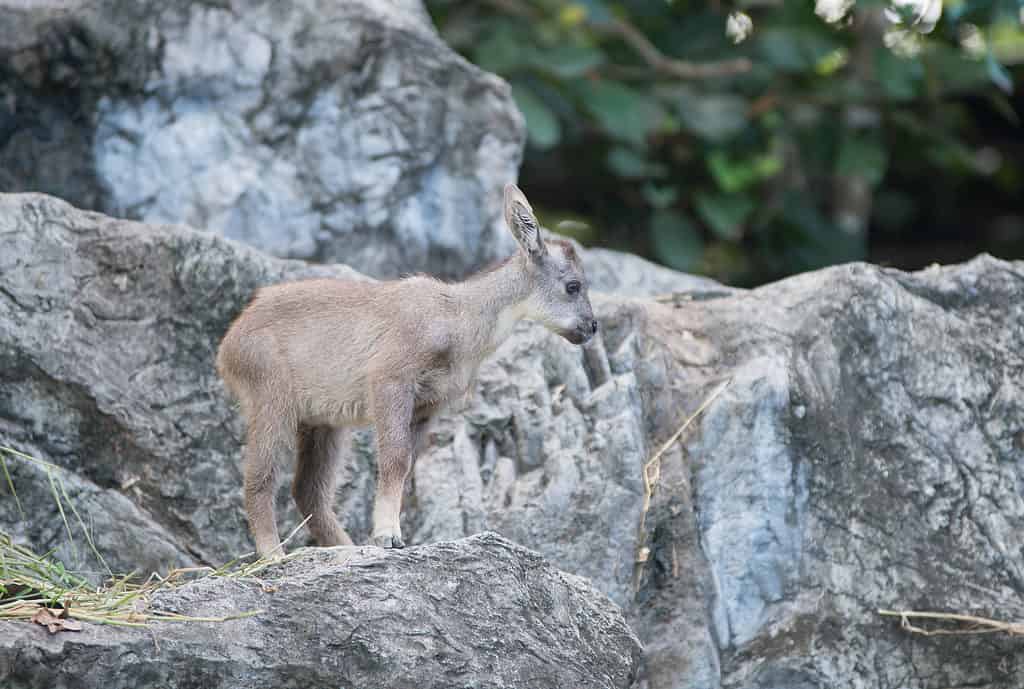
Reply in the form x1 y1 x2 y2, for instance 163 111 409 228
428 0 1024 286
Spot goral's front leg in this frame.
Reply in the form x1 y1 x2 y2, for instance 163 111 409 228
370 380 415 549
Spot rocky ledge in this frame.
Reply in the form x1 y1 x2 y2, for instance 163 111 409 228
0 533 642 689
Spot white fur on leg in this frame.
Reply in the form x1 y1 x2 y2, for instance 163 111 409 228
371 491 405 548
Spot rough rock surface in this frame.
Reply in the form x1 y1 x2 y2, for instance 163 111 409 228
0 533 643 689
2 193 1023 688
0 193 370 575
576 243 725 298
0 0 725 296
634 256 1024 689
0 0 523 279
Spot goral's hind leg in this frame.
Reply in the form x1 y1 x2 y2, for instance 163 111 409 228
293 425 354 547
242 406 296 558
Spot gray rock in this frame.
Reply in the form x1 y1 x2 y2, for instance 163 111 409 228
635 256 1024 688
0 0 716 294
0 533 643 689
2 193 1023 688
0 0 523 279
581 245 727 298
0 453 194 579
0 192 365 570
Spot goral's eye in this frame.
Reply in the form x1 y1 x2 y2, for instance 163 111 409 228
566 280 581 296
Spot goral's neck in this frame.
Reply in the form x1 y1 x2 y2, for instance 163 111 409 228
451 253 533 360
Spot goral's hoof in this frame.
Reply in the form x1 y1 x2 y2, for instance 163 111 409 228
372 534 405 549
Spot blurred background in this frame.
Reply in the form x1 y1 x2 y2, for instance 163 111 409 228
427 0 1024 286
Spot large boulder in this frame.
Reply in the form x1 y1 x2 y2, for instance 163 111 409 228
2 192 1023 688
0 0 714 296
633 256 1024 688
0 0 523 279
577 244 725 298
0 533 643 689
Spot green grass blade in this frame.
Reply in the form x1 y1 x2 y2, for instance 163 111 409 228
57 475 112 577
0 455 24 518
45 468 75 553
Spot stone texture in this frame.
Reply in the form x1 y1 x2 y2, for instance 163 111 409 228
2 193 1023 688
635 256 1024 689
0 533 643 689
0 0 720 292
0 192 366 574
0 0 719 295
573 243 727 298
0 0 523 279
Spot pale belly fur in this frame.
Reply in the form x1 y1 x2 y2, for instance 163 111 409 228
298 360 480 429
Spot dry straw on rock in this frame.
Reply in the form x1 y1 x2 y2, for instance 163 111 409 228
0 445 293 631
879 609 1024 637
632 378 731 590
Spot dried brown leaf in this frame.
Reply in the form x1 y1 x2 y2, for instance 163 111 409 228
30 607 82 634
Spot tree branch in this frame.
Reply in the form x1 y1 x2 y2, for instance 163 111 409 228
595 17 752 80
480 0 538 20
478 0 753 80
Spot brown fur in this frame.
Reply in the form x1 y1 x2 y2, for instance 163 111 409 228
216 184 596 555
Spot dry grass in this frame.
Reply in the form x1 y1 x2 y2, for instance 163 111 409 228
0 532 265 628
0 445 314 630
879 609 1024 637
632 378 731 590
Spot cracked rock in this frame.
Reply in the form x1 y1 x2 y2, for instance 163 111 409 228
0 0 522 280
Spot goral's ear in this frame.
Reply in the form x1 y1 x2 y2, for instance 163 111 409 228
504 183 547 260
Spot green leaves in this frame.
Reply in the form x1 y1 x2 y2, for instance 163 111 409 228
571 0 613 24
511 84 561 149
757 27 841 72
534 44 605 78
836 134 888 187
777 191 865 270
574 80 669 146
707 151 782 193
642 183 679 209
694 191 755 241
650 210 703 272
427 0 1022 285
876 48 924 101
923 42 992 92
607 147 667 179
674 90 749 142
473 25 532 73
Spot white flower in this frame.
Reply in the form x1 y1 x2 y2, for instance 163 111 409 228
884 28 923 57
885 0 943 34
726 11 753 44
815 0 855 25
